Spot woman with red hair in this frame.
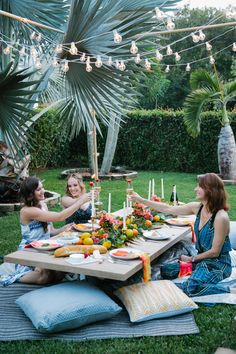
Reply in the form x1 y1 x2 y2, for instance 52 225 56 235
130 173 232 296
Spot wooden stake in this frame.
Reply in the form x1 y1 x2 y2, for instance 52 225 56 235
0 9 65 34
92 110 99 180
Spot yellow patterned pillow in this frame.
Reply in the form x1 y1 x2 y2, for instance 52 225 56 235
114 280 198 323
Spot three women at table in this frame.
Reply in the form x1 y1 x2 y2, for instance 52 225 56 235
61 173 92 224
130 173 232 297
1 176 91 286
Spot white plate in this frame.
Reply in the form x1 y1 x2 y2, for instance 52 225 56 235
73 223 100 232
142 230 170 241
165 219 191 227
30 239 63 251
109 247 141 260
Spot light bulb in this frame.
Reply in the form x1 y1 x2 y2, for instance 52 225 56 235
144 59 151 71
19 46 26 56
35 58 42 69
155 7 164 19
86 64 92 72
134 53 141 64
63 60 69 73
199 30 205 41
52 57 59 68
166 45 173 56
165 65 170 73
55 44 63 54
113 30 122 43
30 31 36 40
209 55 215 65
36 33 42 42
115 60 120 69
175 52 181 62
166 18 175 31
95 55 102 68
119 60 126 71
156 50 163 61
191 33 200 43
69 42 78 55
206 42 212 51
80 53 86 62
186 63 191 72
107 56 113 66
232 43 236 52
130 41 138 55
3 46 11 55
31 46 37 58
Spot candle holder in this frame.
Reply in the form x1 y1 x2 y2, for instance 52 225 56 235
95 201 103 218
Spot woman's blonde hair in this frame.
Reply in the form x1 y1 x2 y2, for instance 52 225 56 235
66 173 86 197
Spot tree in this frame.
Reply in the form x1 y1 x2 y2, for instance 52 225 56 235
0 0 181 176
183 69 236 179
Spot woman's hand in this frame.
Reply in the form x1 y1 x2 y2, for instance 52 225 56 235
129 191 143 203
180 255 193 263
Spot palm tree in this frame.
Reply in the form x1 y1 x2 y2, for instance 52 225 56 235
183 69 236 180
0 0 180 177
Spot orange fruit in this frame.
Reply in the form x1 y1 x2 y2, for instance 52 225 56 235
102 240 112 249
125 229 134 238
76 238 84 245
132 229 139 237
145 220 152 227
80 232 92 239
83 237 94 245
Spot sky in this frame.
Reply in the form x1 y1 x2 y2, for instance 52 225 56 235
178 0 235 9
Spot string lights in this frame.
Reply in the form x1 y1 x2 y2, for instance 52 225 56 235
113 30 122 43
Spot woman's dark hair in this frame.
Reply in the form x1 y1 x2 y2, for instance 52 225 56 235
20 176 48 232
20 176 40 206
198 173 229 213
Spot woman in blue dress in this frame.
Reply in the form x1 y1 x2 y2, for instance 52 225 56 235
62 173 92 224
130 173 232 296
1 176 91 286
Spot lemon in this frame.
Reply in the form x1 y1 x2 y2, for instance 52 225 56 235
126 218 132 226
80 232 92 239
102 240 112 249
125 229 134 238
83 237 94 245
153 215 160 222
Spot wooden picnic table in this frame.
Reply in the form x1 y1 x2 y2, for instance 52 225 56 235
4 225 191 281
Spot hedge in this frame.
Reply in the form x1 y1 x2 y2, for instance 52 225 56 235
28 109 236 173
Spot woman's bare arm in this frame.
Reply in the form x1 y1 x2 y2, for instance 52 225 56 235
129 192 200 216
21 193 91 224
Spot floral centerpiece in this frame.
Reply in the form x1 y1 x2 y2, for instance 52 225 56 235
132 203 153 229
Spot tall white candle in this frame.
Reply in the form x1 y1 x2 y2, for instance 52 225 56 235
161 178 164 200
123 201 126 230
108 193 111 214
148 180 151 200
126 195 129 208
152 178 155 196
91 189 95 217
173 185 176 206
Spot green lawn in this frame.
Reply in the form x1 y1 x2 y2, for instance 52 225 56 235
0 169 235 354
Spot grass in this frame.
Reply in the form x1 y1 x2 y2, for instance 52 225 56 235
0 169 236 354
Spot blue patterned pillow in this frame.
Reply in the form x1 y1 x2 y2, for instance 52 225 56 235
16 281 122 333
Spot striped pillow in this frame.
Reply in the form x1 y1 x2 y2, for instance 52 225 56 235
114 280 198 323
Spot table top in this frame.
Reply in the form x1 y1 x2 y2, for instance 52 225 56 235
4 226 191 281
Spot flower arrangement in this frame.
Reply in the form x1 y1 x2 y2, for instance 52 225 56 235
132 203 153 229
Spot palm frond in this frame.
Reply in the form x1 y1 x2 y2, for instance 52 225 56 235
224 80 236 104
190 69 221 92
183 88 217 137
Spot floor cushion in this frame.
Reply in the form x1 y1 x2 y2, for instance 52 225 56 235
16 281 122 333
114 280 198 323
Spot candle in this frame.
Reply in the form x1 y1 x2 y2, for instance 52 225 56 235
161 178 164 200
148 180 151 200
173 185 176 206
152 178 155 196
126 195 129 208
123 201 126 230
108 193 111 214
91 189 95 217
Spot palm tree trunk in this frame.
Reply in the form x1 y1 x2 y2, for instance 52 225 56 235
218 123 236 180
100 115 121 175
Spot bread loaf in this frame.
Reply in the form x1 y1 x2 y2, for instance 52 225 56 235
54 245 107 257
